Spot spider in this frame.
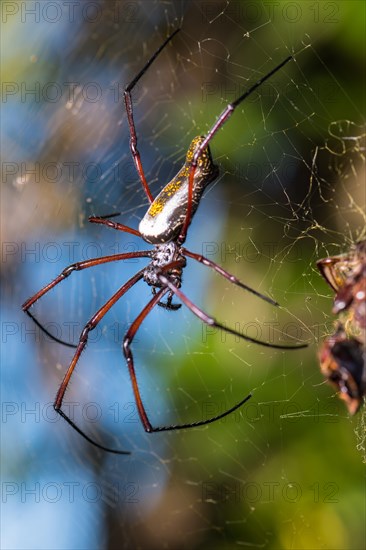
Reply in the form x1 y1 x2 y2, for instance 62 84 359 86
317 240 366 413
23 28 307 455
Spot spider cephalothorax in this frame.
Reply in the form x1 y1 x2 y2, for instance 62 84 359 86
22 29 306 455
143 242 186 310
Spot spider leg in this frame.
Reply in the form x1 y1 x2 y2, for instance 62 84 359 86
123 284 252 433
54 269 145 455
158 295 182 311
156 259 185 309
152 287 182 310
89 216 141 237
90 212 121 218
124 28 180 204
181 247 278 306
154 394 252 432
158 273 308 349
123 287 169 432
23 251 152 347
24 310 77 349
178 55 293 243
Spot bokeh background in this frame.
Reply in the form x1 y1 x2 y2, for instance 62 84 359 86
1 1 365 549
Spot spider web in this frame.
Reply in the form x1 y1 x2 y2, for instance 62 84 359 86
2 1 365 549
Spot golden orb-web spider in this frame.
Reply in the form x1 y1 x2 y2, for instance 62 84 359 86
23 28 307 455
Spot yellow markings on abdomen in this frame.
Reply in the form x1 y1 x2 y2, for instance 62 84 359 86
147 169 189 219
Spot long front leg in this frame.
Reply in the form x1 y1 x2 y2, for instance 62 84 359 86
124 29 180 203
178 55 293 244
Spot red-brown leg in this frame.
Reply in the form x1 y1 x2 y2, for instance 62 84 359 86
22 251 152 346
88 216 141 236
178 55 293 244
123 288 168 431
22 251 152 311
178 162 197 244
54 269 145 455
122 275 252 433
124 29 180 204
182 247 278 306
123 88 154 204
158 273 308 350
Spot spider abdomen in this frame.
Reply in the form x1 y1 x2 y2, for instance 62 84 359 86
139 137 219 244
